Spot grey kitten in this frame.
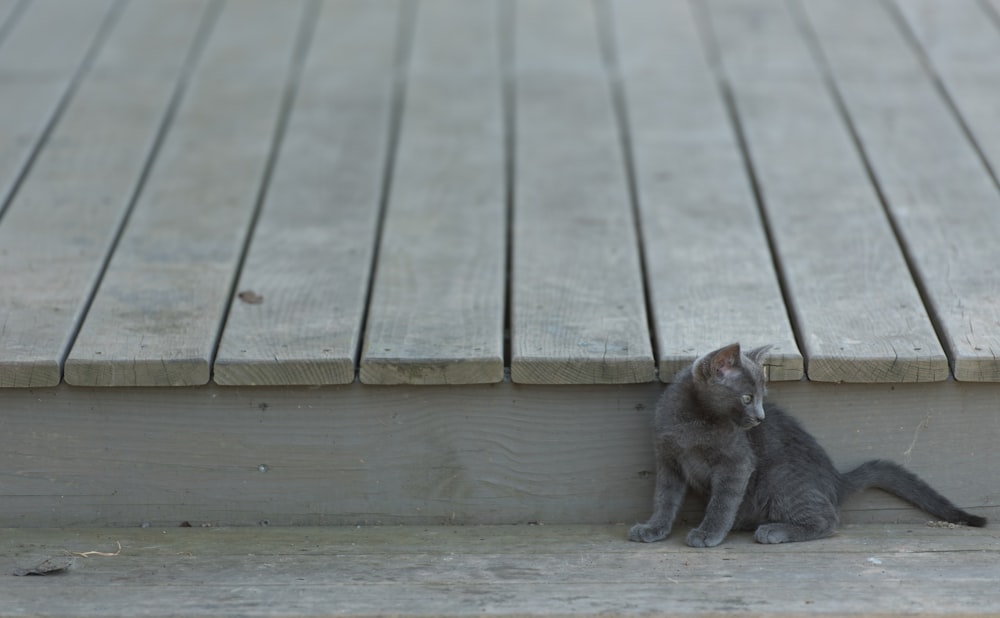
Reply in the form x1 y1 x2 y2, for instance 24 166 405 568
630 343 986 547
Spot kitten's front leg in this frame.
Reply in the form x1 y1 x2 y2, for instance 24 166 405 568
686 469 751 548
629 457 686 543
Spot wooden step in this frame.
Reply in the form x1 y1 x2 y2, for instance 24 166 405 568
1 0 999 542
1 381 994 528
2 524 997 617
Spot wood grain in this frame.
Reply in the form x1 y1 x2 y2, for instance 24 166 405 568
213 1 399 386
0 1 18 31
0 0 112 73
1 525 998 617
801 0 1000 381
897 0 1000 175
706 0 947 383
0 1 208 388
0 0 114 214
611 0 802 382
0 380 994 527
892 0 1000 377
510 0 655 384
359 0 506 385
0 525 996 616
63 0 307 386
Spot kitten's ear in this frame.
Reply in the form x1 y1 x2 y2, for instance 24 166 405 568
710 343 742 380
747 345 772 366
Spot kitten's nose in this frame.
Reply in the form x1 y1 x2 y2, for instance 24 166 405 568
754 405 766 422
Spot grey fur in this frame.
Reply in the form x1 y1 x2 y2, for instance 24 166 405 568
629 343 986 547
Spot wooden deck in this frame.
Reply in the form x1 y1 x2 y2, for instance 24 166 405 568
1 0 999 531
3 524 999 617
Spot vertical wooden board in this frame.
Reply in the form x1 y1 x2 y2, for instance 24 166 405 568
611 0 802 382
0 1 210 388
703 0 947 383
0 0 115 215
0 383 661 527
63 1 307 387
359 0 506 385
802 0 1000 381
213 1 399 386
510 0 654 384
0 381 996 527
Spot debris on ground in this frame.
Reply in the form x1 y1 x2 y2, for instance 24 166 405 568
237 290 264 304
926 521 965 529
66 540 122 558
12 556 75 577
12 540 121 576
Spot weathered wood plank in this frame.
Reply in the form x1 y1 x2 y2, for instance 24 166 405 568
0 1 209 388
0 0 113 75
0 0 115 217
358 0 506 385
704 0 947 383
801 0 1000 381
510 0 654 384
9 521 994 557
213 1 400 386
0 1 19 31
63 1 308 387
0 525 997 617
0 381 994 527
610 0 802 382
894 0 1000 223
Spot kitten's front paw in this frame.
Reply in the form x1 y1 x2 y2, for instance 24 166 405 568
754 524 791 544
628 522 670 543
685 528 726 548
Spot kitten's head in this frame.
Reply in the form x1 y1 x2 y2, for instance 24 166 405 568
691 343 771 429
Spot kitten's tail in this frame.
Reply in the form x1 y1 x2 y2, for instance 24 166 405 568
840 459 986 527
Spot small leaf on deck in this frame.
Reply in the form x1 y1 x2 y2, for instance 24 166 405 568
237 290 264 305
12 556 75 576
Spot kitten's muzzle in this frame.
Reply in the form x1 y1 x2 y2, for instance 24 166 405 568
743 405 766 428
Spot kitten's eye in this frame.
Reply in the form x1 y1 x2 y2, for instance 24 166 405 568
741 394 753 405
